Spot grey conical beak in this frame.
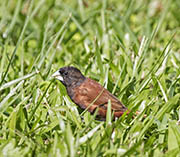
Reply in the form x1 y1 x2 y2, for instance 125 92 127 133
52 70 64 81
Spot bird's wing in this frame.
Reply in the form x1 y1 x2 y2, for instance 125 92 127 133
72 78 127 117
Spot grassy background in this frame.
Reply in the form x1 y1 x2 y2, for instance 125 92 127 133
0 0 180 156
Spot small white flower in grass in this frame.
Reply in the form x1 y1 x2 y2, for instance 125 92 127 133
108 29 113 35
117 148 126 155
55 104 59 107
111 130 116 140
57 45 62 51
139 100 146 112
3 33 7 38
125 33 130 45
133 132 140 137
177 120 180 126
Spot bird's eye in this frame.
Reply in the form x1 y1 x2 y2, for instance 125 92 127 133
64 71 68 75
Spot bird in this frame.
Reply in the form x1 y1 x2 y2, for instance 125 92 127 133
52 66 129 120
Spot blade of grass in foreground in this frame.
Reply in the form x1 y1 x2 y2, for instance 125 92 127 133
138 94 180 140
28 81 53 122
0 0 41 86
37 14 71 70
4 0 22 36
0 81 24 112
168 120 180 152
137 33 174 93
106 100 112 126
78 123 103 145
64 123 75 157
95 37 105 80
0 71 38 91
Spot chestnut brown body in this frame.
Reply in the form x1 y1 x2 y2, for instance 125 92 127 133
52 66 128 119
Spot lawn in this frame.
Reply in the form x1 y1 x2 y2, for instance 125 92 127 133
0 0 180 156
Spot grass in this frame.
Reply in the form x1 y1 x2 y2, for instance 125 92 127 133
0 0 180 156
